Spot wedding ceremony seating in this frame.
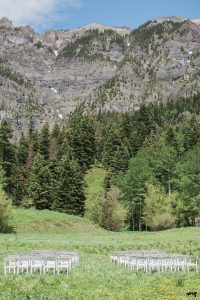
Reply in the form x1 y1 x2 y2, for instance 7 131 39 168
110 250 199 273
4 250 79 275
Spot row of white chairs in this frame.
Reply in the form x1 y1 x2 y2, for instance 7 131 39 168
4 251 79 275
110 251 199 273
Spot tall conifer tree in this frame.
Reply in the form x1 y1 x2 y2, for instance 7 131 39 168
0 120 17 196
28 153 53 209
53 154 85 215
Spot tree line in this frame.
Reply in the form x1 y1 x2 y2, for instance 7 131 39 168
0 93 200 231
0 114 96 217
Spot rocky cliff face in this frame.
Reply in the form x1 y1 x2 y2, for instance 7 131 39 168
0 17 199 138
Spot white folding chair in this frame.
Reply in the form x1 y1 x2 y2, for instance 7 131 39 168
4 257 17 275
43 257 57 275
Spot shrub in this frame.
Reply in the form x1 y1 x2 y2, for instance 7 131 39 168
143 183 175 231
0 65 24 85
20 196 34 208
0 186 12 233
151 213 175 231
34 41 43 49
95 188 127 231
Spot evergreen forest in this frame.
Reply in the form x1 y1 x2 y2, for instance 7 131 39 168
1 93 200 232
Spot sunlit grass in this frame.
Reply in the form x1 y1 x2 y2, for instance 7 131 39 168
0 227 199 299
9 208 102 234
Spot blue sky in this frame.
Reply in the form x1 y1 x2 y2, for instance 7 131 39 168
56 0 200 30
0 0 199 32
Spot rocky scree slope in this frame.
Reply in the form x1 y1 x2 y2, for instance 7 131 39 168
0 17 199 137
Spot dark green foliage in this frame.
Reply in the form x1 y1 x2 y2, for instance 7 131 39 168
51 123 60 139
151 146 178 195
38 123 50 160
0 172 12 233
49 123 60 161
34 41 43 49
166 127 178 149
17 133 29 165
68 115 96 171
102 123 130 173
131 20 183 50
28 153 53 209
1 92 200 229
120 105 154 156
58 29 126 61
0 120 17 196
58 30 104 61
0 65 24 85
110 35 126 51
15 134 30 203
52 154 85 215
117 147 155 230
9 118 88 215
99 93 200 230
175 144 200 226
183 117 200 151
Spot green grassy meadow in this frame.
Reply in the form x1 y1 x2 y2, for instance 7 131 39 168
9 209 102 234
0 224 199 300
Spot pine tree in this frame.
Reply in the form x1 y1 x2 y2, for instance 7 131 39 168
165 127 180 155
56 130 68 160
68 115 96 171
53 154 85 215
28 117 35 139
49 123 60 161
15 133 32 203
183 117 200 151
17 133 29 165
136 105 153 139
28 153 53 209
51 123 60 139
102 123 130 173
27 142 34 172
0 168 12 233
38 123 50 160
0 120 17 196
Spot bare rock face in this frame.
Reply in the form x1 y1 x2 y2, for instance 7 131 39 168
0 17 13 28
19 26 37 40
42 30 59 49
80 23 131 35
155 16 187 23
191 19 200 26
0 17 199 139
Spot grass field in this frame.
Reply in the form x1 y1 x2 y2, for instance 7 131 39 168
0 224 199 299
9 209 102 234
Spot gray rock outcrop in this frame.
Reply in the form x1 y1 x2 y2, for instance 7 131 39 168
0 17 199 138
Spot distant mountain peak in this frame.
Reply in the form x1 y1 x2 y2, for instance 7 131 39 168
0 17 13 28
78 23 131 35
155 16 187 23
0 16 199 137
191 19 200 25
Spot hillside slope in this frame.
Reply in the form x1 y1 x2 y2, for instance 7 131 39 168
9 208 103 233
0 16 199 138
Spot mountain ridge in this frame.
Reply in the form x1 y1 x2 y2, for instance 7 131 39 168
0 16 199 138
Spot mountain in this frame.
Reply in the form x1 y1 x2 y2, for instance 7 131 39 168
0 16 199 138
